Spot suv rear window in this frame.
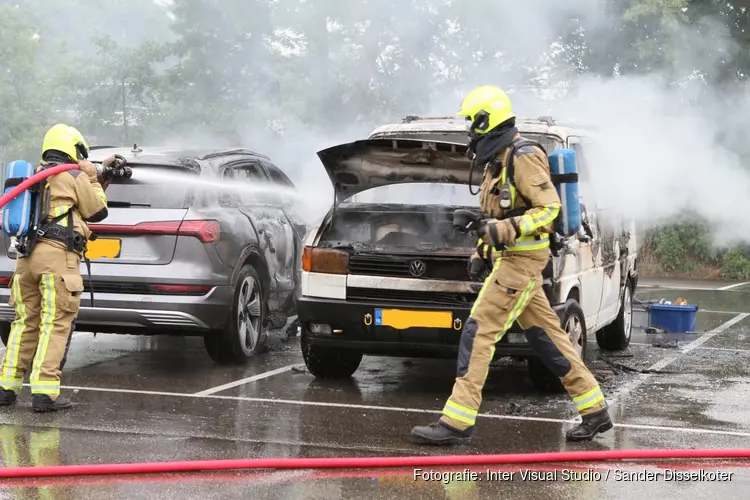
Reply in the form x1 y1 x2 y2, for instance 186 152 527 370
105 166 194 209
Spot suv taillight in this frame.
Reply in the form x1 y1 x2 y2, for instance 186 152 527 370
89 220 220 243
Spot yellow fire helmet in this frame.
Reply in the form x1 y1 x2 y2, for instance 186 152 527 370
41 123 90 164
457 85 515 135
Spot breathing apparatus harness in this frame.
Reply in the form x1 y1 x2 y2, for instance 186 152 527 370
15 153 130 308
13 159 94 307
465 115 561 256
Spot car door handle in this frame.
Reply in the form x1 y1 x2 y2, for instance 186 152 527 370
261 230 276 254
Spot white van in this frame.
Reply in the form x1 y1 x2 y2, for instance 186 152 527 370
295 115 638 392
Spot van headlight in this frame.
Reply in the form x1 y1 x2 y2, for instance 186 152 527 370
301 247 349 274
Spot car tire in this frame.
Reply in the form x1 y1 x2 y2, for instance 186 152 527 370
527 299 587 394
301 327 362 379
204 265 268 365
0 322 9 347
596 278 633 351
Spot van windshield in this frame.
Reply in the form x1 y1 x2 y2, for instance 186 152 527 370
342 182 479 207
368 131 550 148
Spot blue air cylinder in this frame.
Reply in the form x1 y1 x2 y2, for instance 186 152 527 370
2 160 35 237
547 149 581 237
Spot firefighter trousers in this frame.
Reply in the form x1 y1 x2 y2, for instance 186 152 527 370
440 250 607 432
0 242 83 399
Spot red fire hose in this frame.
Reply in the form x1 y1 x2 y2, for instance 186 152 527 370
2 448 750 479
7 460 750 488
0 163 79 211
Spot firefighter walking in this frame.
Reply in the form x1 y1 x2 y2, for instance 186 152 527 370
411 86 612 445
0 124 113 412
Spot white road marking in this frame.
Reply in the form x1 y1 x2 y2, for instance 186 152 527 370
13 382 750 439
717 282 749 291
701 309 748 315
638 281 749 292
636 284 724 291
588 340 750 353
607 313 750 408
194 364 298 395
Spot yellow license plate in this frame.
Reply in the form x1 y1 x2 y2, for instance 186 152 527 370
86 238 122 259
374 308 452 330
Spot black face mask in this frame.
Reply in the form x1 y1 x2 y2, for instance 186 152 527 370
467 119 519 167
467 134 480 159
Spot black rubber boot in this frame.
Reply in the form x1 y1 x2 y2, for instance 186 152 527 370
411 421 473 446
0 388 17 406
32 394 72 413
566 406 613 441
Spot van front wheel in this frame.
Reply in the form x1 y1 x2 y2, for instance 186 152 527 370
596 279 633 351
301 328 362 379
528 299 587 394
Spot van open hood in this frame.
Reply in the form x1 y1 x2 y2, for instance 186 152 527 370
316 138 472 203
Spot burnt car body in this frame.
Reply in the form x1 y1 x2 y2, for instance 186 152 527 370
0 145 306 364
295 116 638 392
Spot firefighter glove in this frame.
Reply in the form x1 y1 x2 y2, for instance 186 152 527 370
480 218 517 248
78 160 98 182
101 155 117 169
467 253 487 281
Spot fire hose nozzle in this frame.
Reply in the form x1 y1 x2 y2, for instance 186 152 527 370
114 165 133 179
103 154 132 179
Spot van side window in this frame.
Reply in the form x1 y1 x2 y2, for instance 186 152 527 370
570 143 589 183
539 136 563 152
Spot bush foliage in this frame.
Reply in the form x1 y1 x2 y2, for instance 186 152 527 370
640 219 750 280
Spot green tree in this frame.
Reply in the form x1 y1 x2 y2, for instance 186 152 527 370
153 0 276 139
71 36 170 146
0 5 51 164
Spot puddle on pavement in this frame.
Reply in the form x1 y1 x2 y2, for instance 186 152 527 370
702 377 750 427
609 344 750 433
633 311 750 350
636 288 750 314
612 375 739 429
629 310 738 340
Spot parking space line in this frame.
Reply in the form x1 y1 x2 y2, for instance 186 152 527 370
194 364 298 395
589 340 750 353
701 309 749 314
607 312 750 408
34 382 750 439
639 281 750 292
718 282 749 291
637 284 727 291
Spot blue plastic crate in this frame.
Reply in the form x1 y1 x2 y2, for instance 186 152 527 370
648 303 699 333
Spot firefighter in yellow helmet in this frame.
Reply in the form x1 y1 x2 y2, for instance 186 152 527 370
0 124 115 412
411 86 612 444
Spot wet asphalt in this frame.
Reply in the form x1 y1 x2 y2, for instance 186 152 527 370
2 278 750 498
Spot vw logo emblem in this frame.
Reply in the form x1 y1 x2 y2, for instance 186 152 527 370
409 260 426 278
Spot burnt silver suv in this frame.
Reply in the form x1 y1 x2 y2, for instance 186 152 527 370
0 145 306 364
